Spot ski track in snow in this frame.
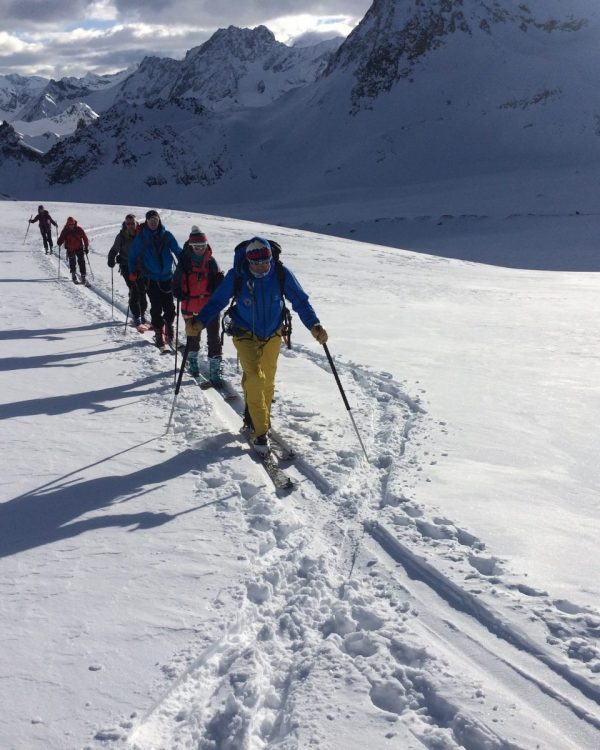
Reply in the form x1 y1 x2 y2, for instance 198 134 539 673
30 239 600 749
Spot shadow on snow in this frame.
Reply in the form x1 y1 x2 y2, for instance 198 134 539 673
0 433 239 559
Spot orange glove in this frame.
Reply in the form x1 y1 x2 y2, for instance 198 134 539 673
311 324 328 344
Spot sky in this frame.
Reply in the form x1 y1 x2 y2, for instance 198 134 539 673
0 0 372 80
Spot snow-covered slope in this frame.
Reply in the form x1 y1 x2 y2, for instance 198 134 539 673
1 199 599 749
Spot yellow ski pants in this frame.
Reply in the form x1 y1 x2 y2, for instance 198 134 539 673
233 332 282 438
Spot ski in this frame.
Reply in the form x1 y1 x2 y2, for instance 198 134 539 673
190 371 237 402
136 323 153 333
260 452 295 492
236 425 295 490
268 428 296 461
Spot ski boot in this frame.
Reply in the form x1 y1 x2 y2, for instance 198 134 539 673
155 328 165 349
187 351 200 377
209 356 224 387
71 273 78 284
252 434 270 457
165 322 175 346
132 316 142 327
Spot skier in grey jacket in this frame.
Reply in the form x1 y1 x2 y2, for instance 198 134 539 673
107 213 148 326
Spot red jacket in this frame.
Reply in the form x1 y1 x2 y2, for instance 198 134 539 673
173 243 223 317
58 220 89 253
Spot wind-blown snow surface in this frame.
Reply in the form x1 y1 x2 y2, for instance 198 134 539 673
1 201 599 749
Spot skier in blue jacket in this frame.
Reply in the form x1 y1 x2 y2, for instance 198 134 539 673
190 236 328 455
128 209 182 348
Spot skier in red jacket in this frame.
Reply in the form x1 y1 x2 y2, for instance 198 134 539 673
57 217 90 285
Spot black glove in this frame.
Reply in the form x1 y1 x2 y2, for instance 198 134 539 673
85 247 89 255
107 256 116 268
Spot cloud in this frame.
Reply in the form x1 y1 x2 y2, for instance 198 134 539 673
3 0 97 25
113 0 370 27
0 1 371 78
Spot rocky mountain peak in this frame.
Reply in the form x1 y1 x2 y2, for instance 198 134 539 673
187 24 279 61
325 0 591 109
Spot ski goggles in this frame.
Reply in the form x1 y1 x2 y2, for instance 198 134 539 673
247 248 272 264
190 241 208 251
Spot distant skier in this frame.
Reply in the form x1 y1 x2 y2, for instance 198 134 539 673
107 213 149 327
29 205 58 254
173 226 224 381
189 236 328 456
57 216 90 285
128 209 182 349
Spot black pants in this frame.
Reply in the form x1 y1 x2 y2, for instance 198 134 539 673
40 226 53 251
147 279 175 330
187 316 221 358
120 265 148 318
67 248 86 277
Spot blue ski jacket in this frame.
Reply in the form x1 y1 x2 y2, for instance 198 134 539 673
128 223 182 282
199 261 320 340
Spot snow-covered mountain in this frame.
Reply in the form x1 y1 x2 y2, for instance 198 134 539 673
0 73 48 121
116 25 340 111
324 0 593 111
13 69 129 122
11 102 100 154
1 0 600 263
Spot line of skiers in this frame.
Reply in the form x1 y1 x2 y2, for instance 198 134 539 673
29 206 91 285
29 205 328 455
105 208 328 456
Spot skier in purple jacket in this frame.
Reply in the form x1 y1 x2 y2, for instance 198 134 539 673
29 205 58 254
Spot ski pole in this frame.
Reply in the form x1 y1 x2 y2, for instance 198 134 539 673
124 302 130 333
166 341 190 431
322 343 370 463
57 245 61 280
23 216 32 244
173 299 180 384
110 267 114 320
85 248 94 279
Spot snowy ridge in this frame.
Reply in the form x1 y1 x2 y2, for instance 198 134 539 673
2 201 599 749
